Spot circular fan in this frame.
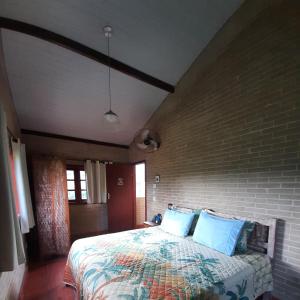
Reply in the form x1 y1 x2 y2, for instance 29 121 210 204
134 128 160 153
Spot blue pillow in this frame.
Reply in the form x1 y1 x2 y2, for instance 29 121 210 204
235 221 255 253
193 211 245 256
189 209 202 235
161 209 195 237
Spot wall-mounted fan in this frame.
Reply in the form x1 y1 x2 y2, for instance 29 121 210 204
134 129 160 153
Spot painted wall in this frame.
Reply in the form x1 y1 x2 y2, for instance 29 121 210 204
0 30 25 300
22 134 129 162
70 204 108 239
130 1 300 299
22 134 130 239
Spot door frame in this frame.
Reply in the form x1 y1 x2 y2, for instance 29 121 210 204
132 160 147 228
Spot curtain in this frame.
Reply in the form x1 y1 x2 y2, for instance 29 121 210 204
0 105 25 271
9 154 20 215
11 139 35 234
85 160 107 204
32 156 70 258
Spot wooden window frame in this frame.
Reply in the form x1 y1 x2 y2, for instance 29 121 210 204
66 165 87 205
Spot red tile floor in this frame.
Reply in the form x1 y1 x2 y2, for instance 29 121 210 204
19 257 76 300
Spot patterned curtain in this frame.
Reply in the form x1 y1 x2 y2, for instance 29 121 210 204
32 156 70 258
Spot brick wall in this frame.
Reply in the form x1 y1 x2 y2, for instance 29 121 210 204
130 2 300 299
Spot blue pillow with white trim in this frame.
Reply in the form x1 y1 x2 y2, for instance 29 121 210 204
193 211 245 256
161 209 195 237
235 221 255 253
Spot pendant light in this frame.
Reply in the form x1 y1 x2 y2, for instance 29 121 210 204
103 25 119 123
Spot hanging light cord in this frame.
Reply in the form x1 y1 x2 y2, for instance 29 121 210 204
103 25 119 123
107 33 112 111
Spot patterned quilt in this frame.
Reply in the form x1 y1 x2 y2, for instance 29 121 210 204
64 227 273 300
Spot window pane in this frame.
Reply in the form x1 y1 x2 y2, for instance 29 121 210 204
81 191 87 200
67 181 75 190
80 171 86 180
68 191 76 200
80 180 86 190
66 170 74 180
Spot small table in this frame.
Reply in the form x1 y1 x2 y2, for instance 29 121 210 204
143 221 159 228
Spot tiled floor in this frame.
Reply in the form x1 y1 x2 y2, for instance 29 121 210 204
19 257 76 300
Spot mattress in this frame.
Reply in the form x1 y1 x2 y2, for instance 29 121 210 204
64 226 273 299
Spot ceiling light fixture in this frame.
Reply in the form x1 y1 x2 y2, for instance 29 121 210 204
103 25 119 124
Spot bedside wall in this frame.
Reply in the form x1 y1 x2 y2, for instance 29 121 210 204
129 1 300 299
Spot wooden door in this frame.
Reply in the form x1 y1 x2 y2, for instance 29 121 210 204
106 163 135 233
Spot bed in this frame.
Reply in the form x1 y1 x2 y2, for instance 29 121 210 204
64 211 276 300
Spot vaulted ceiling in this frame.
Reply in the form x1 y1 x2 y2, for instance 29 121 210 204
0 0 244 145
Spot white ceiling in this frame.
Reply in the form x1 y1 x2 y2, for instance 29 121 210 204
0 0 244 145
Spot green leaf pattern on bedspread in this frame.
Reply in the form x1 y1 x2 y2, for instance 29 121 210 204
226 280 249 300
129 231 152 243
65 227 273 300
179 253 220 282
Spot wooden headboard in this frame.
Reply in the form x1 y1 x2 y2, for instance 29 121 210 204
205 209 277 259
169 205 277 259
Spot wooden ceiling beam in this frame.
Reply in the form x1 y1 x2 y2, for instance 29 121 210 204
21 129 129 149
0 17 175 93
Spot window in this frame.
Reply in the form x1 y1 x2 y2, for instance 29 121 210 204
66 165 87 204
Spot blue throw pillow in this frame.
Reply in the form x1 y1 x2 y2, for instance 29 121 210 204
161 209 195 237
235 221 255 253
193 211 245 256
189 209 202 235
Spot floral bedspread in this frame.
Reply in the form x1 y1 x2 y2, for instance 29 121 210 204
64 227 272 300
